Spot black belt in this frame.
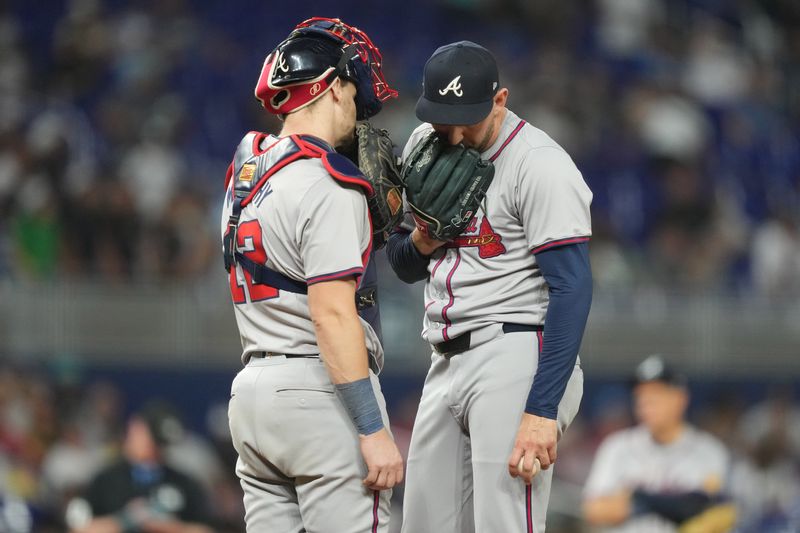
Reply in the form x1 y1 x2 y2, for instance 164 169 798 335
433 323 543 357
249 352 319 359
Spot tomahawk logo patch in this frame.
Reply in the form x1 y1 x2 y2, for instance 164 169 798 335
439 75 463 97
447 216 506 258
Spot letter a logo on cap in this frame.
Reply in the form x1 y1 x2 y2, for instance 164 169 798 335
439 75 463 97
276 51 289 73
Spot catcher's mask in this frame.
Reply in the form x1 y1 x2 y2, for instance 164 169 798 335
255 17 397 120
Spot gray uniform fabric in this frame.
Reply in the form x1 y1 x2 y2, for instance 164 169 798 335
400 111 592 345
399 109 592 533
229 357 391 533
400 327 583 533
221 135 391 532
221 135 383 369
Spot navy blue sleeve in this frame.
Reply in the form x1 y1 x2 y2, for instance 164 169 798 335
526 242 592 418
632 490 715 523
386 230 430 284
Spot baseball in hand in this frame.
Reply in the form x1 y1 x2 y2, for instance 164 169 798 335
517 456 541 477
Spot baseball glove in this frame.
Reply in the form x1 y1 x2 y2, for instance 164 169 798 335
402 133 495 241
355 122 404 248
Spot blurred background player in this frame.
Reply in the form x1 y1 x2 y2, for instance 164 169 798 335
582 355 736 532
65 401 214 533
221 17 403 533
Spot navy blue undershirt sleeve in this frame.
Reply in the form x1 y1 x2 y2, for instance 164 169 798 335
632 489 714 523
386 230 430 284
526 241 592 418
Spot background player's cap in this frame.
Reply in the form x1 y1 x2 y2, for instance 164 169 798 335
415 41 499 126
136 400 185 447
633 354 688 388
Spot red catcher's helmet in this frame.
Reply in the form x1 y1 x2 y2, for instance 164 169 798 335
255 17 397 120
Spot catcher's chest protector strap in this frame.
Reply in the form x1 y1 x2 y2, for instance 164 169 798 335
223 132 374 301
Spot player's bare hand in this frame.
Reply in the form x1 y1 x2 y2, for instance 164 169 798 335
411 228 446 255
359 428 404 490
508 414 558 484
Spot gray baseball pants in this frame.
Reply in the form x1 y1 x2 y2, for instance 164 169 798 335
229 355 392 533
400 325 583 533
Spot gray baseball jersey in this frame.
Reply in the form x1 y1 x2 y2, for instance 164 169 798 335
220 134 383 370
583 424 730 532
222 133 391 532
400 109 591 533
400 109 593 345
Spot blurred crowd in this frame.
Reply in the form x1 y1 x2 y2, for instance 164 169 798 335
0 362 244 532
0 0 798 294
1 361 799 532
2 1 799 531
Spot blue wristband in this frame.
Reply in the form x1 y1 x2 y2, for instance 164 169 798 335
335 377 384 435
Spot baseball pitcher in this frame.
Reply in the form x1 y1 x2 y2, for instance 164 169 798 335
386 41 593 532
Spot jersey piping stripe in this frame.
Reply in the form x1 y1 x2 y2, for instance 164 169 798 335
371 490 380 533
440 249 462 341
430 253 446 279
306 266 364 285
489 119 526 162
531 236 590 254
427 254 447 337
526 484 533 533
526 330 544 532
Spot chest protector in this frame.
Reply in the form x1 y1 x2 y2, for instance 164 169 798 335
223 132 379 314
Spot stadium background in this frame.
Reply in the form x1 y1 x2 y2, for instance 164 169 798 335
0 0 799 531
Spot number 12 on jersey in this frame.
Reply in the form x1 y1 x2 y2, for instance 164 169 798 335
228 220 279 304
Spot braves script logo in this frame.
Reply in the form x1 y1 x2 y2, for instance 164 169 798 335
447 216 506 258
439 75 463 97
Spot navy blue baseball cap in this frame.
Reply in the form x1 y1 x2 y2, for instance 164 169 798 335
633 355 688 388
415 41 500 126
137 400 185 447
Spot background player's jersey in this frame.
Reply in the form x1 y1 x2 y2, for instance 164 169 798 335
220 134 383 369
583 425 730 533
400 110 593 345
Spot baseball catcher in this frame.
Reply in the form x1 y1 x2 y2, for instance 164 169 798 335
222 16 403 533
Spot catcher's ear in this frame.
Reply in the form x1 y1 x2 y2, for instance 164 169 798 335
329 77 344 101
330 78 356 104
